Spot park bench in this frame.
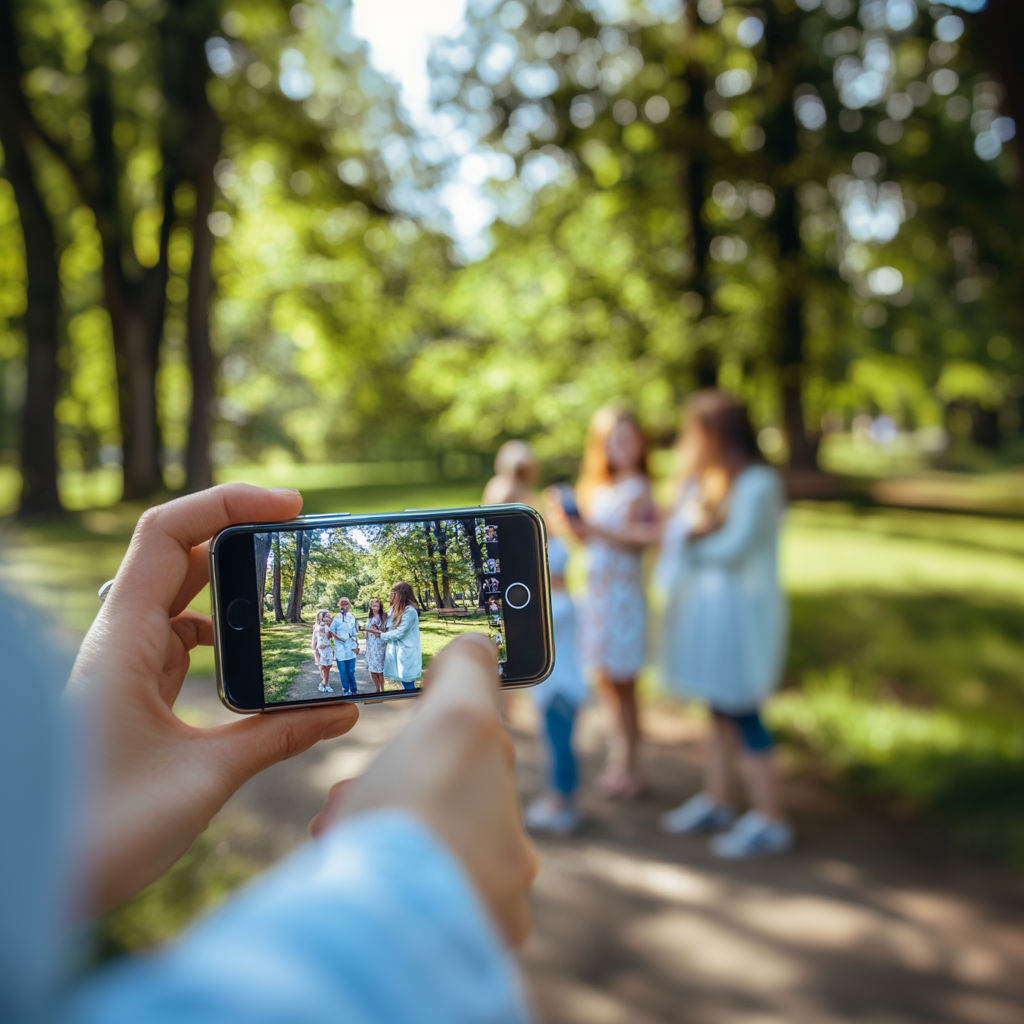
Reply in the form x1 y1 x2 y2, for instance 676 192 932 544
435 607 472 617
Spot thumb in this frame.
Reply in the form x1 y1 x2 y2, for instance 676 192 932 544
209 704 360 789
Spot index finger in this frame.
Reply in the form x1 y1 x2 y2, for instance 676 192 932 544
420 632 501 715
111 484 304 614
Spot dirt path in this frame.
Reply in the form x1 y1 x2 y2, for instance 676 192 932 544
286 651 378 701
176 679 1024 1024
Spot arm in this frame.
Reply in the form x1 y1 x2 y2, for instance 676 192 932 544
65 814 530 1024
381 609 417 643
688 470 780 566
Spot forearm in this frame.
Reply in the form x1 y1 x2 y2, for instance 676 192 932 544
585 519 661 548
65 811 530 1024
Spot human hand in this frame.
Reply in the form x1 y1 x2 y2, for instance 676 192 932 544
68 484 360 914
310 632 537 947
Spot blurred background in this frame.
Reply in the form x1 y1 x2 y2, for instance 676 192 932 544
3 0 1024 1020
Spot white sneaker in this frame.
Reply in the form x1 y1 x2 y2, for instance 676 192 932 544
660 793 735 835
524 796 583 836
317 683 326 692
325 685 334 693
711 811 793 859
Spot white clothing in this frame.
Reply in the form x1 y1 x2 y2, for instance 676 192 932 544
64 812 530 1024
329 611 358 661
659 465 788 712
382 606 423 681
580 475 650 679
532 591 588 712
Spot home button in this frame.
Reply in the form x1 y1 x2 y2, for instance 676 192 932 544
227 598 251 630
505 583 531 610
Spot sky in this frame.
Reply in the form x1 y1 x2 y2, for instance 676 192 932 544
350 0 468 117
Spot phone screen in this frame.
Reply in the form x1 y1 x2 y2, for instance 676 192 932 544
211 507 551 711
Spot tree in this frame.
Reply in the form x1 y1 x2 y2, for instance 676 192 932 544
254 531 271 611
272 532 284 621
0 0 62 516
433 520 455 608
460 517 486 608
286 529 311 622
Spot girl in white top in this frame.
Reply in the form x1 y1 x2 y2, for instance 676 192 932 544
311 610 335 694
561 406 657 800
657 390 792 859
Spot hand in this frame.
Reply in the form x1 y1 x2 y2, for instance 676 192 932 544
68 484 360 914
310 633 537 947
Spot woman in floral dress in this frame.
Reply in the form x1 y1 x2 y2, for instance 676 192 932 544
363 597 387 693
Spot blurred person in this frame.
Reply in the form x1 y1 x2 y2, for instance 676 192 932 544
363 596 387 693
1 485 535 1024
657 390 791 858
311 609 335 693
562 406 656 800
482 440 541 509
331 597 360 696
367 581 423 691
523 538 588 836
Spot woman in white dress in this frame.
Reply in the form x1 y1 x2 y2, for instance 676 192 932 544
363 597 387 694
366 581 423 691
657 390 792 859
310 610 335 694
563 406 657 799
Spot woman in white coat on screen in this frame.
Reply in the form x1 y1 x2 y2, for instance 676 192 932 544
366 581 423 691
657 389 791 859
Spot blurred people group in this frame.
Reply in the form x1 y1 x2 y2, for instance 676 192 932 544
490 389 792 859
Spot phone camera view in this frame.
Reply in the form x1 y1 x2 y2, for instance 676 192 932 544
254 518 507 704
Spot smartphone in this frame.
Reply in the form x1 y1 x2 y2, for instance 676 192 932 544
209 504 553 713
556 482 580 519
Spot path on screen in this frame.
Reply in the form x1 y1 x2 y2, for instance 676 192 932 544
287 651 401 700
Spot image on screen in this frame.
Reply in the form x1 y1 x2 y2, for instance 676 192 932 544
252 518 506 704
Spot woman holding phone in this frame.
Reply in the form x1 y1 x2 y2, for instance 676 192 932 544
367 582 423 691
562 405 657 800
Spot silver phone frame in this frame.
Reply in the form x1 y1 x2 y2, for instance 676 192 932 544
209 503 552 713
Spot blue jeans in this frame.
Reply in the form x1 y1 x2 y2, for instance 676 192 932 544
336 657 357 695
401 679 417 691
544 695 578 797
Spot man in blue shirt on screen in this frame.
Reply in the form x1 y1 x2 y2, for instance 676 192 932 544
331 597 360 695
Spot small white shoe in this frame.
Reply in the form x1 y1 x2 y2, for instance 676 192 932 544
317 683 326 692
325 685 334 693
660 793 735 835
711 811 793 859
524 796 583 836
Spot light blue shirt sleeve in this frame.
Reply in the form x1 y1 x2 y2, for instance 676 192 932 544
689 467 782 567
64 811 532 1024
381 607 416 643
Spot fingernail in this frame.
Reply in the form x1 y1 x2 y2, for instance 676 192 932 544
269 487 301 497
322 713 357 739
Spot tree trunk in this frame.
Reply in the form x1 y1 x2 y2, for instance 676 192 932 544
286 531 310 622
0 0 62 517
434 521 454 607
461 518 486 608
254 532 271 615
981 2 1024 184
160 3 222 493
424 522 442 609
272 533 284 621
85 51 167 499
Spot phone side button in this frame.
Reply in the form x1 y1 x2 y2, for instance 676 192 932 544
364 699 384 704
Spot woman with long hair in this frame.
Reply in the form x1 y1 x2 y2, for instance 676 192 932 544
363 597 387 694
658 389 791 858
366 581 423 691
562 405 656 799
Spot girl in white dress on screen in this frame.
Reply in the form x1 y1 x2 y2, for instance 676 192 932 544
363 597 387 694
563 406 657 799
657 390 792 859
311 610 334 694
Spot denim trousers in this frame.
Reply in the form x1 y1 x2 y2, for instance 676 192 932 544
336 657 357 694
544 695 578 796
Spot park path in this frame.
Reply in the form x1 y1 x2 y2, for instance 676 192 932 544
176 678 1024 1024
286 650 378 701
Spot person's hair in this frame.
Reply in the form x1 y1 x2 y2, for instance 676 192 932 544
494 440 539 483
316 609 330 624
368 597 384 621
683 389 763 480
389 581 417 628
576 404 649 514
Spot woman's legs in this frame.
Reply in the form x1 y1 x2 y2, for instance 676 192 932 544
705 711 737 807
711 709 784 821
320 664 331 690
597 671 642 795
371 671 384 693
